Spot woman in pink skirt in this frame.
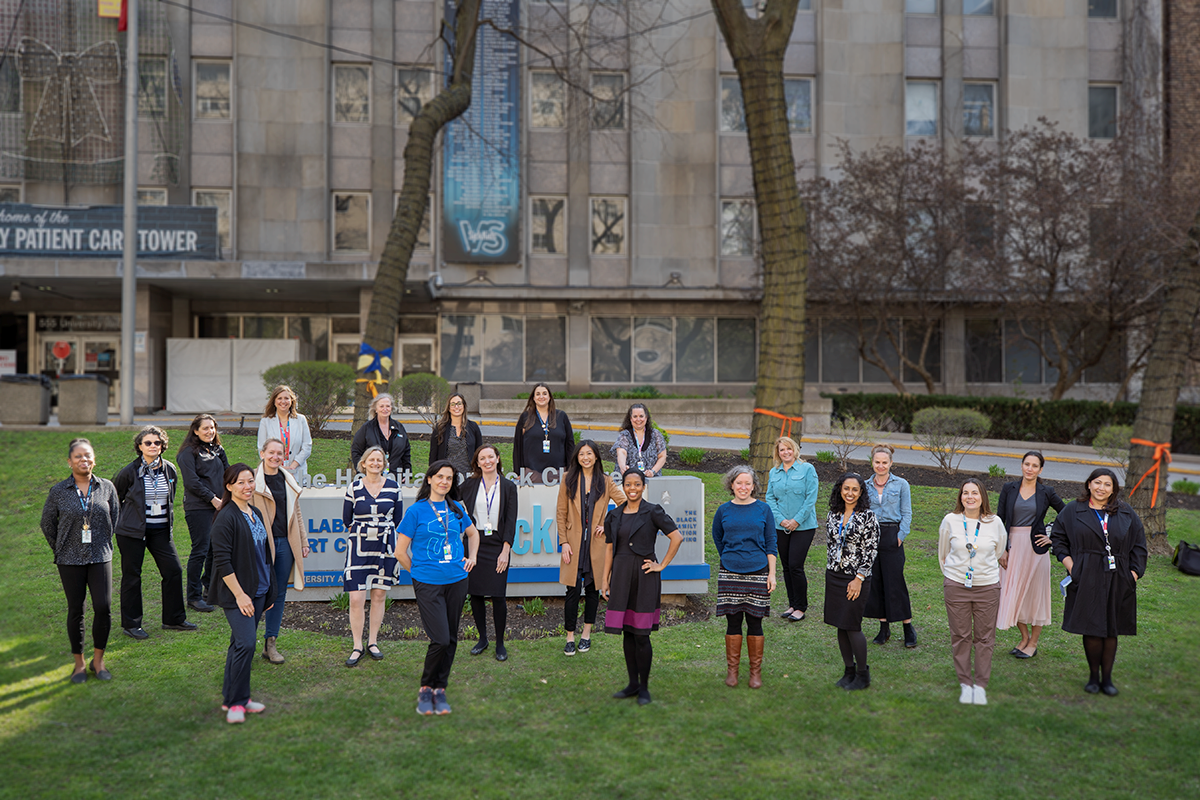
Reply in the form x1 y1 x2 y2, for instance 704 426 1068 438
995 451 1064 659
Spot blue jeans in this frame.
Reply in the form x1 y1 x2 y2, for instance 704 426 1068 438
263 538 293 639
223 594 265 707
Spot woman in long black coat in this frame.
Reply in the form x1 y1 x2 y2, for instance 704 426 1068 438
1050 467 1147 697
459 445 518 661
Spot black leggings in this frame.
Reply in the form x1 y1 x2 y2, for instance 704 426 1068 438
725 611 764 637
622 631 653 689
1083 635 1119 684
777 528 815 612
837 628 868 670
58 562 112 654
470 595 507 643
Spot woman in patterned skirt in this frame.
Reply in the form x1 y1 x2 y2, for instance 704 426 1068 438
824 473 880 691
712 465 777 689
341 446 401 667
600 469 683 706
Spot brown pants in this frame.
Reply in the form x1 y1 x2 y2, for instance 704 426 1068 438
943 577 1001 689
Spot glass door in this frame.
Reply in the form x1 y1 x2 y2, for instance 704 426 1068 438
398 337 435 376
81 336 120 411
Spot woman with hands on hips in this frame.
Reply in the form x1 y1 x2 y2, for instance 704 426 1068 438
824 473 880 692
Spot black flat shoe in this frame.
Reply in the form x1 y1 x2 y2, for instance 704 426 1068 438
367 643 384 661
163 621 198 632
779 609 794 619
470 639 490 656
345 648 364 668
1085 680 1101 694
88 660 112 681
494 643 508 661
612 684 639 699
1009 648 1022 656
1101 682 1119 697
787 611 805 622
1014 648 1037 659
70 670 87 684
188 600 215 613
123 627 149 640
637 688 652 705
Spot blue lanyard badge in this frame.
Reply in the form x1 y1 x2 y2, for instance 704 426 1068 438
1095 510 1116 571
78 481 94 541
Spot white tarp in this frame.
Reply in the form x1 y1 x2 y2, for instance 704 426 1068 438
232 339 301 412
165 339 233 413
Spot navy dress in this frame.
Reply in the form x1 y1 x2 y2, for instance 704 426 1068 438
603 502 678 635
341 475 402 591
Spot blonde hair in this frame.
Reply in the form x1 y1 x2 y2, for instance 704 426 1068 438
259 437 285 454
871 443 895 462
264 385 297 418
772 436 802 468
368 392 395 419
356 446 388 474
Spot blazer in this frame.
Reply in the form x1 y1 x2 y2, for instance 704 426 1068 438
555 472 626 586
112 457 178 540
996 480 1065 554
176 441 230 513
1050 500 1147 637
350 417 412 476
824 509 880 578
429 419 483 469
257 414 313 484
460 473 518 558
251 464 307 591
603 501 678 561
207 503 278 610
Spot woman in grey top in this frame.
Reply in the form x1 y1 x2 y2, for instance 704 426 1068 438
40 438 121 683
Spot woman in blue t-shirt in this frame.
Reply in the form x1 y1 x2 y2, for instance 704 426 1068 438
397 459 480 716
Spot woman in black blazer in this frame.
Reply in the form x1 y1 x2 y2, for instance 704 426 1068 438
459 445 518 661
1050 467 1147 697
429 393 483 477
350 392 411 477
512 383 574 483
995 451 1065 659
208 463 278 724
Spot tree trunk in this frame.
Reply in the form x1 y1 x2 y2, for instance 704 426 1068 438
353 0 484 428
1127 210 1200 554
711 0 807 478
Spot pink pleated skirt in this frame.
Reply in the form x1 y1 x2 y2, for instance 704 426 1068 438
997 526 1052 628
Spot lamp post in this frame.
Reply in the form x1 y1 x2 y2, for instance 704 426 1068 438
120 0 138 425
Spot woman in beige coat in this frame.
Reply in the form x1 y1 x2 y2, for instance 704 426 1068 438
252 438 309 664
555 440 625 656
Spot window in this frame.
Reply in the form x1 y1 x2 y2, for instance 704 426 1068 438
591 73 625 130
396 67 432 126
821 320 861 383
591 197 626 255
1089 85 1118 140
720 199 755 257
137 188 167 206
441 314 567 382
530 71 566 128
963 83 995 137
1088 0 1117 18
333 192 370 252
244 317 285 339
1004 321 1043 385
676 317 714 382
965 204 995 255
904 324 942 382
964 0 994 14
720 76 745 132
784 78 813 134
0 52 18 114
905 0 937 13
631 318 674 383
0 185 19 203
717 318 756 382
333 64 370 123
194 189 232 256
965 319 1002 383
194 61 231 120
906 81 938 136
531 196 567 254
138 57 167 120
1089 205 1117 258
590 316 755 384
288 317 330 361
526 317 567 382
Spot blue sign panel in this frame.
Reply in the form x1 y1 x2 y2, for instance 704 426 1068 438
442 0 521 263
0 203 219 259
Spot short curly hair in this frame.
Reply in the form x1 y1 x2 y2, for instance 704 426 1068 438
133 425 169 457
722 464 760 496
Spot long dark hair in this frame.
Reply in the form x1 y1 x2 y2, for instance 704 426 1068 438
219 462 255 507
520 383 557 433
1078 467 1121 514
434 393 469 445
565 440 606 508
418 459 464 518
829 473 872 514
619 403 654 435
180 413 222 454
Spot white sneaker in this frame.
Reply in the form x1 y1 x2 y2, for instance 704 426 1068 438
245 699 265 714
973 685 988 706
226 705 246 724
959 683 974 704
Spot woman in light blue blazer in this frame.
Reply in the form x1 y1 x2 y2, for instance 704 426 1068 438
765 436 819 621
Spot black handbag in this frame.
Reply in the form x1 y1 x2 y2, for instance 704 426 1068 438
1173 541 1200 576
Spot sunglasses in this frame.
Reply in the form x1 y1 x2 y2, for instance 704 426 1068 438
142 440 163 447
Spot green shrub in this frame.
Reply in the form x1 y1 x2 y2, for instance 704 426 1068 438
815 450 837 463
625 385 661 399
262 361 356 432
523 597 546 616
1172 479 1200 495
678 447 706 466
398 372 452 428
988 464 1006 478
330 592 350 611
912 407 992 474
653 422 670 446
1092 424 1133 469
739 448 750 461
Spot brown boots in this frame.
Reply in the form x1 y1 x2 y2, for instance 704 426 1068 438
725 635 742 686
263 636 285 664
747 635 764 689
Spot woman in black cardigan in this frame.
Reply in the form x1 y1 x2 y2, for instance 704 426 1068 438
429 393 483 477
208 463 278 724
1050 467 1147 697
512 383 574 483
350 392 411 477
176 414 230 613
995 451 1064 659
459 445 518 661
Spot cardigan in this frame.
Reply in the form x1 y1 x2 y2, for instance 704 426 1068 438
256 414 313 483
512 409 574 476
711 500 778 573
429 419 483 471
350 417 412 476
112 457 178 540
765 460 819 531
996 480 1065 552
250 464 307 590
40 475 120 566
824 509 879 578
1050 500 1147 636
207 503 278 610
937 513 1007 587
555 471 626 586
176 441 230 513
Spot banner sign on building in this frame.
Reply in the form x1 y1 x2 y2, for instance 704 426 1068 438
0 203 219 259
441 0 521 264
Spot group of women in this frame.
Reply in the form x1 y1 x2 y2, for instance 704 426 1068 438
39 381 1149 721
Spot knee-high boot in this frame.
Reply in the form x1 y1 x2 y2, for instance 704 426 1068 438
724 635 742 687
747 635 764 689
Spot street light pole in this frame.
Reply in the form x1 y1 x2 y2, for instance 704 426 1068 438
120 0 138 425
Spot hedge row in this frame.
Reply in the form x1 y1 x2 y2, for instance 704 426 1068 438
826 393 1200 455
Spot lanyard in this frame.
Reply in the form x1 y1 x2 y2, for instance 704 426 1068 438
431 500 451 536
1095 509 1116 569
537 410 550 438
280 419 291 458
77 480 94 514
634 429 647 453
962 515 982 568
482 478 498 526
835 514 851 562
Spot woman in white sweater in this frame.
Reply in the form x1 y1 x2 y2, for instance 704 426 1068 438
938 478 1006 706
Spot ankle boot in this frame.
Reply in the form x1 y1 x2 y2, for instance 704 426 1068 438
747 635 765 689
263 636 284 664
835 665 856 688
724 635 743 687
846 665 871 691
872 622 891 645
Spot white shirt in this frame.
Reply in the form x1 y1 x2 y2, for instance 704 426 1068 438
473 476 501 534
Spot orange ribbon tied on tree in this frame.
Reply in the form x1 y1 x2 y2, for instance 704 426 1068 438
754 408 804 440
1129 438 1172 507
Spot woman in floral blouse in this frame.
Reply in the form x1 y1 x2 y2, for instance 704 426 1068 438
824 473 880 692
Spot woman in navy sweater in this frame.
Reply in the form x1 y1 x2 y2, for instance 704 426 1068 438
711 465 777 690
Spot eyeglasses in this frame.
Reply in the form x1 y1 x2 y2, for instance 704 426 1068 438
449 401 465 408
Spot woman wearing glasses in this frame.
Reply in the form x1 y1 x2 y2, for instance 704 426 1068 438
938 478 1007 705
113 426 196 640
429 393 483 478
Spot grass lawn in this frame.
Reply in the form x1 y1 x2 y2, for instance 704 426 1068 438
1 429 1199 799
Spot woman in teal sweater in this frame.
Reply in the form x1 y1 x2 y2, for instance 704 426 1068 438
765 436 819 621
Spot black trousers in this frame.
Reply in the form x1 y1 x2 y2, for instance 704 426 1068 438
222 595 265 708
57 562 112 654
564 574 599 633
777 528 815 612
116 529 188 629
864 522 913 623
413 578 469 689
184 509 215 603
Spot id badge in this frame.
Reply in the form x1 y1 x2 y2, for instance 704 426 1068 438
81 523 92 544
483 524 493 537
150 502 163 516
964 571 973 589
1107 555 1117 571
636 460 645 471
542 438 551 454
442 541 453 562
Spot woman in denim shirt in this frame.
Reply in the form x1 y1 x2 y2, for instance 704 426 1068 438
864 444 917 648
764 436 818 621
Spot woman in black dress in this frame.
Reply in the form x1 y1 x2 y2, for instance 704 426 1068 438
349 392 411 478
1050 467 1147 696
512 383 574 483
429 393 483 477
601 469 683 706
460 445 517 661
824 473 880 691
